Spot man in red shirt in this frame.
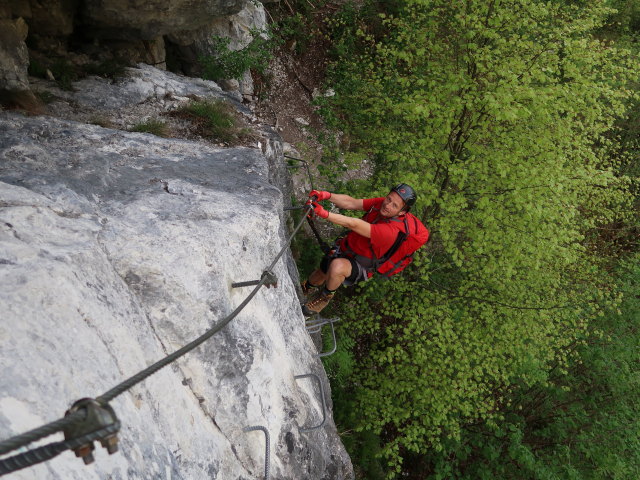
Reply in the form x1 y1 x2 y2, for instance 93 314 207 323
301 183 428 316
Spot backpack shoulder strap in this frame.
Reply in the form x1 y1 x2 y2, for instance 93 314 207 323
372 216 410 268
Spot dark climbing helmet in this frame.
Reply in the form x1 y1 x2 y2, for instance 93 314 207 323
390 183 417 211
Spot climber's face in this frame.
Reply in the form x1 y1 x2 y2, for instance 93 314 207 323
380 191 405 218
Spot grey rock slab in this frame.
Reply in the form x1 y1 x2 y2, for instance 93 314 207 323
51 63 228 111
29 63 246 133
0 112 353 478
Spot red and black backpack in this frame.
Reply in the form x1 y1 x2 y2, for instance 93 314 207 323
371 213 430 277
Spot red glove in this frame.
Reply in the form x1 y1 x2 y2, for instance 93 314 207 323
309 190 331 201
308 201 329 219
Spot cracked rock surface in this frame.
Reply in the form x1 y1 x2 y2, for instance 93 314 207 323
0 67 353 479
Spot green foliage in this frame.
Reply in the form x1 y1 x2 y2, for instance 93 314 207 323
323 330 355 384
420 256 640 480
322 332 388 479
319 0 639 475
273 12 312 54
290 204 325 279
48 59 80 91
602 0 640 36
199 30 275 81
267 0 329 54
315 131 368 187
178 99 252 144
130 119 170 137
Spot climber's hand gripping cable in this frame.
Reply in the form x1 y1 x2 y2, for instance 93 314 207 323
307 201 329 219
305 191 330 220
309 190 331 201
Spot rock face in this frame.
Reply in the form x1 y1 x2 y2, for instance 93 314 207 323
0 1 272 101
0 15 30 92
167 1 268 98
28 0 76 37
81 0 247 39
0 67 352 479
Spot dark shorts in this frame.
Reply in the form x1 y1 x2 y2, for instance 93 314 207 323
320 254 371 286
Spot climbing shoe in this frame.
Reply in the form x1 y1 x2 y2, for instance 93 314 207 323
301 280 323 299
302 291 335 316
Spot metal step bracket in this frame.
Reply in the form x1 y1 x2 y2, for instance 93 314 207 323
243 425 270 480
293 373 327 433
305 317 339 357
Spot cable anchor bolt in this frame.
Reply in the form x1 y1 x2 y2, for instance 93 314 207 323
232 270 278 289
63 397 120 465
261 270 278 288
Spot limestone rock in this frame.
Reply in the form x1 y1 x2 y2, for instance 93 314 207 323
29 0 76 37
0 68 353 478
8 1 32 19
166 1 267 98
30 63 247 129
80 0 247 40
0 2 10 18
0 17 30 92
98 37 167 70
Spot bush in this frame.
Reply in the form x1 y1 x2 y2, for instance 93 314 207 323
130 119 170 137
199 30 275 81
176 99 252 144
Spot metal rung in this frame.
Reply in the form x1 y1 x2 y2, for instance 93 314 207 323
305 317 339 356
305 316 340 329
305 318 338 357
293 374 327 433
317 321 337 358
232 271 278 289
232 280 261 288
243 425 270 480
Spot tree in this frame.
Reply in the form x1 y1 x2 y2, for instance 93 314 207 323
324 0 638 475
421 256 640 480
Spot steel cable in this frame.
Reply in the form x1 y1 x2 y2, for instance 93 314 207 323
0 423 120 475
0 411 85 457
0 204 313 463
98 203 311 404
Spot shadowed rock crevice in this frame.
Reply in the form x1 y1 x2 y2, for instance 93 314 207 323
1 0 268 105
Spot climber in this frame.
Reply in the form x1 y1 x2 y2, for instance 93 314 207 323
301 184 429 316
